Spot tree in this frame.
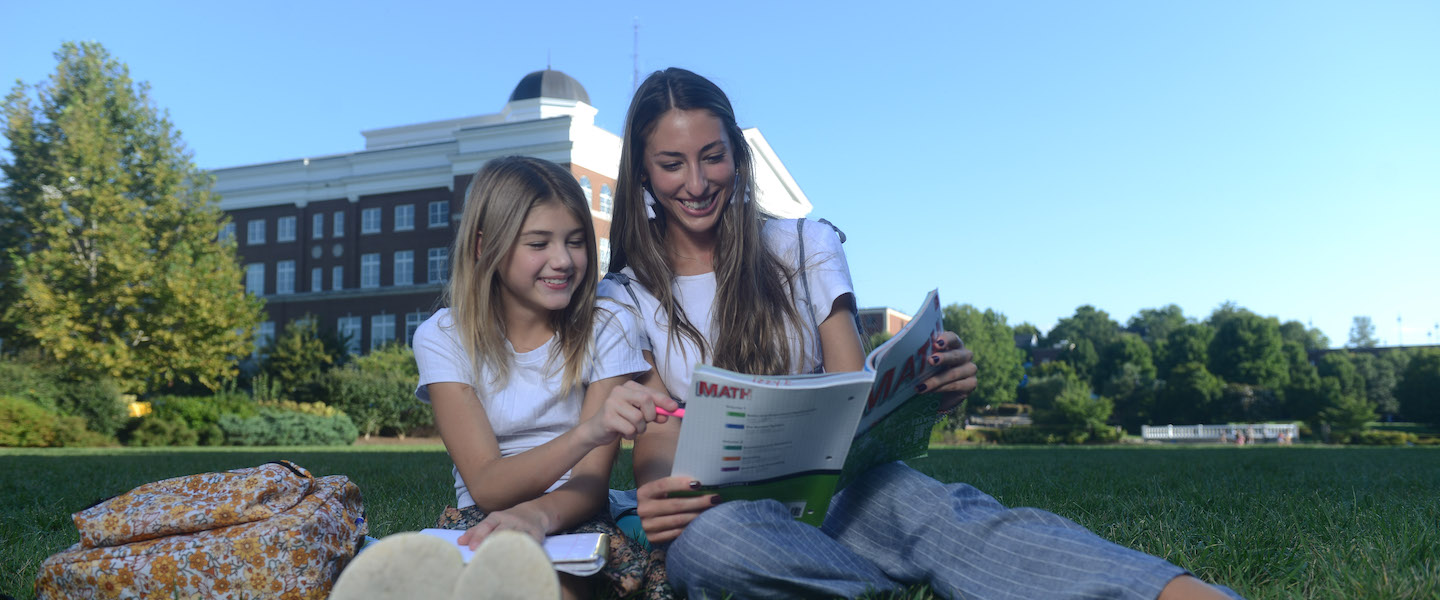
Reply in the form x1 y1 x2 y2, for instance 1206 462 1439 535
1153 362 1224 425
1350 353 1401 418
1316 352 1364 400
1396 349 1440 426
1156 323 1214 376
1 42 261 392
1208 310 1288 389
1279 320 1329 352
942 304 1025 410
1045 305 1120 350
1126 304 1188 348
261 317 349 401
1348 316 1379 348
1095 333 1158 430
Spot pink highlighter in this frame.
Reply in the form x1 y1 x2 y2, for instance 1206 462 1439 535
656 406 685 418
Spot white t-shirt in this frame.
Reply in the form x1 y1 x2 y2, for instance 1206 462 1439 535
412 299 650 509
597 218 854 401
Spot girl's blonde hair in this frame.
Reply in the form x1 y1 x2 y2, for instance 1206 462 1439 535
445 155 598 394
609 68 806 376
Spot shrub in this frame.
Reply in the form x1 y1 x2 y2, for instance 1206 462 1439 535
0 395 110 447
323 345 430 438
148 392 258 445
0 360 65 412
1352 430 1417 446
56 377 129 438
125 416 199 447
219 408 358 446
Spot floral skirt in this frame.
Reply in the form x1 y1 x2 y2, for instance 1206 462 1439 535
435 505 672 599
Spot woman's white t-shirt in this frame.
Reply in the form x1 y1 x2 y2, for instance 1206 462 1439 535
411 299 649 509
597 218 854 401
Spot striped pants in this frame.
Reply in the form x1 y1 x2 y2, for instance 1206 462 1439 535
666 462 1241 599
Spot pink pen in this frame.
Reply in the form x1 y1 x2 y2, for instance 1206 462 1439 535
656 406 685 418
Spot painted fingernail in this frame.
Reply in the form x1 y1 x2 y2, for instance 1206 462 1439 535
710 495 722 505
936 338 947 349
688 481 702 490
930 355 941 365
916 383 928 393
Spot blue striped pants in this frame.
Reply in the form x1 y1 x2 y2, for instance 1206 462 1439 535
666 462 1239 599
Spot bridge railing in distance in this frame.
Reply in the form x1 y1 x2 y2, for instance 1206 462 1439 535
1141 423 1299 443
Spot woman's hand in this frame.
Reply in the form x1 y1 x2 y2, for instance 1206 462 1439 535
918 331 978 412
636 475 719 545
578 381 678 447
457 503 550 549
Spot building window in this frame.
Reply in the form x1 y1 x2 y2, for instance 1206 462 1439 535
245 263 265 296
221 222 235 242
277 216 296 242
579 176 592 203
405 311 429 346
394 250 413 286
255 321 276 356
371 314 395 350
333 211 345 237
395 204 414 231
428 248 449 284
599 184 613 215
332 265 344 291
429 201 449 228
598 237 611 274
276 260 295 294
362 208 381 234
361 253 380 288
337 316 361 354
312 213 324 239
247 219 265 245
311 267 323 292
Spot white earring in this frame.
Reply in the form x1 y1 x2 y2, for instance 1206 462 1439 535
643 189 658 219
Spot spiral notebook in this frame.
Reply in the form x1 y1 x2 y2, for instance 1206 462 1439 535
417 528 608 576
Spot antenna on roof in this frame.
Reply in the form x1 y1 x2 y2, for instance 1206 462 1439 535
632 18 640 92
547 49 552 70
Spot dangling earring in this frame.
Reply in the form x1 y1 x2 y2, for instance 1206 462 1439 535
729 172 750 206
643 189 658 220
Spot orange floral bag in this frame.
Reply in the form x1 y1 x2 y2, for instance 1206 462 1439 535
35 460 366 600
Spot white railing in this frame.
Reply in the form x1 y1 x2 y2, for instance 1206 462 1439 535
1141 423 1298 443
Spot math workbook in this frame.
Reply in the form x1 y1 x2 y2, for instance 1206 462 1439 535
670 289 946 527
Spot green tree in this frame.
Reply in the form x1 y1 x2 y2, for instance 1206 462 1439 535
1 42 261 393
1153 362 1224 424
1279 320 1329 352
1350 353 1401 418
942 304 1024 410
1126 304 1188 348
1045 305 1121 350
1396 349 1440 426
261 317 349 401
1319 391 1376 442
1348 316 1379 348
1095 333 1158 430
324 344 431 438
1316 352 1365 400
1157 323 1214 376
1208 310 1288 389
1280 341 1321 420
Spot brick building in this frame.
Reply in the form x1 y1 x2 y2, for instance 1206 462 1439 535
215 70 818 353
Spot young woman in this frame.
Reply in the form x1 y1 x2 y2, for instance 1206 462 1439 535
411 156 673 599
599 68 1240 600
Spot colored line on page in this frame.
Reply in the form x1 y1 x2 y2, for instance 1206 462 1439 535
723 445 741 450
726 411 745 417
721 467 739 472
722 456 741 461
725 424 744 429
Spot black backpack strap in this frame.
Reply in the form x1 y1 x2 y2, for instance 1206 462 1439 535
603 272 644 310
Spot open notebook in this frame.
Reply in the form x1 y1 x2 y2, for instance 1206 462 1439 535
417 528 608 577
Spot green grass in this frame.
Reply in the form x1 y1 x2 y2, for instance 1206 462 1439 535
3 445 1437 599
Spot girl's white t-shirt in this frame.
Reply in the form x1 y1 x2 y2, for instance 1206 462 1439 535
597 218 854 401
411 299 649 509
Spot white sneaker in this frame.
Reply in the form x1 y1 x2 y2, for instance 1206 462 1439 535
453 530 560 600
330 532 464 600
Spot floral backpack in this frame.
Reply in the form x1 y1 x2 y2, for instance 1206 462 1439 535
34 460 366 600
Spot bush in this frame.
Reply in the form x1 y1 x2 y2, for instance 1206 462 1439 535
1352 430 1417 446
56 377 129 438
323 345 430 438
125 416 199 447
219 408 358 446
148 392 258 445
0 360 65 412
0 395 110 447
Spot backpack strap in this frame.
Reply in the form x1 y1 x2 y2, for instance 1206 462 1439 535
795 218 867 365
603 272 643 310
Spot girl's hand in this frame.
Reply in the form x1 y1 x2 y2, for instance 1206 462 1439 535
456 504 550 549
636 475 718 545
918 331 978 413
580 381 678 447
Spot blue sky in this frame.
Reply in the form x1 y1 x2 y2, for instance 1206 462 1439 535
4 1 1438 348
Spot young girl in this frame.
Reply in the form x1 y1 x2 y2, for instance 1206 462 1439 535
335 156 674 600
601 68 1240 600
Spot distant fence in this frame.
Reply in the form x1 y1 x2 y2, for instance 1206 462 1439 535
966 415 1033 429
1141 423 1298 443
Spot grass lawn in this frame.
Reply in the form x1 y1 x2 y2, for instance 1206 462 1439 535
3 445 1437 599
